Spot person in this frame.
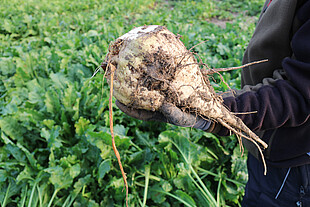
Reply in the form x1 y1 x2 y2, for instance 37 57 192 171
116 0 310 206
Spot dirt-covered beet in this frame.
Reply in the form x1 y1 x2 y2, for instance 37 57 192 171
106 25 195 111
105 25 268 173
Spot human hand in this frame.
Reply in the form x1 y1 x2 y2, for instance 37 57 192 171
115 100 211 130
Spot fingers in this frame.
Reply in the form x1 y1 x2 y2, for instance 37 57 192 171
116 100 211 130
160 102 198 127
115 100 166 122
115 100 129 113
115 100 148 120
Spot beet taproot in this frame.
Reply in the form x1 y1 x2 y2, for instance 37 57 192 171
104 25 268 206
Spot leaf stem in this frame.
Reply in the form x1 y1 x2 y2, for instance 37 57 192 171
216 172 222 206
189 165 217 206
169 137 217 206
153 189 196 207
28 182 37 207
142 165 151 207
2 182 11 207
47 189 59 207
20 185 28 207
197 167 245 186
61 195 71 207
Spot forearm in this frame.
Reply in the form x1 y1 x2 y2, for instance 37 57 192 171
223 73 310 132
214 5 310 136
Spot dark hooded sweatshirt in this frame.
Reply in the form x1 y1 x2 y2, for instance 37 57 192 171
215 0 310 168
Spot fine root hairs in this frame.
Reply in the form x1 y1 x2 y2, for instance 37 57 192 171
206 59 269 74
90 65 102 79
218 119 267 175
107 61 129 207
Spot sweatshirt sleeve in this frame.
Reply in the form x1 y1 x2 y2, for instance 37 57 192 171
217 4 310 136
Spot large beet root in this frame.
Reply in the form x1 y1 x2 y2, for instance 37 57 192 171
104 25 268 206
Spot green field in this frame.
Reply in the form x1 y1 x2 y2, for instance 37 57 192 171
0 0 264 206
